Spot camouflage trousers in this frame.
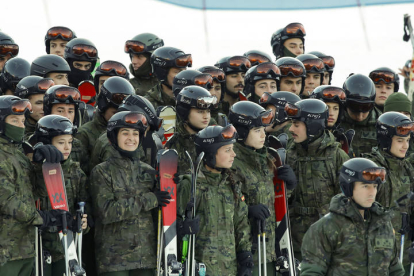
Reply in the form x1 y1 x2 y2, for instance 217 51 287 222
100 268 154 276
0 258 33 276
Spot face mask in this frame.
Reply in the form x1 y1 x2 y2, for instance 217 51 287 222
4 123 25 143
283 47 297 58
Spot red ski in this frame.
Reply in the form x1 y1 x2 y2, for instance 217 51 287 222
78 80 96 106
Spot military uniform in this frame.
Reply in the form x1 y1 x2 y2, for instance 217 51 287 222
144 83 176 111
178 165 252 276
129 64 159 96
301 194 404 276
210 106 228 127
76 112 107 155
218 101 231 117
287 131 349 259
24 117 37 141
90 150 158 274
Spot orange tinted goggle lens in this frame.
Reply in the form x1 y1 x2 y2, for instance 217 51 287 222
55 88 81 100
12 100 32 113
369 71 395 83
279 65 304 77
38 79 55 91
321 56 335 68
285 23 306 35
362 168 386 181
124 112 148 126
205 69 225 82
396 123 414 136
261 110 274 125
256 63 281 75
72 44 97 58
47 27 74 39
228 57 251 69
322 88 346 101
0 44 19 56
100 61 127 75
247 53 270 64
112 93 128 105
175 54 192 67
303 59 325 70
259 92 271 104
124 40 145 53
194 74 213 86
285 103 299 116
221 125 237 139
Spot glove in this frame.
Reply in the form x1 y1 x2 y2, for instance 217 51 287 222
154 191 171 207
248 204 270 221
173 173 180 185
33 143 63 163
178 215 200 238
37 209 73 230
277 165 297 190
237 251 254 276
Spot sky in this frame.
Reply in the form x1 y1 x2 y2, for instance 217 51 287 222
1 0 413 88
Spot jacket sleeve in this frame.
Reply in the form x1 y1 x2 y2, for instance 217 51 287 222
335 148 350 193
234 191 252 253
177 176 192 218
389 235 405 276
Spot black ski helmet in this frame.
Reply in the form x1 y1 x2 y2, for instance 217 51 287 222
285 99 328 142
107 111 148 148
172 69 213 97
259 91 301 125
195 124 238 169
118 94 163 131
1 58 31 93
44 26 77 54
275 57 306 94
376 112 413 153
243 50 272 66
310 85 346 128
125 33 164 57
369 67 400 92
228 101 274 141
244 62 281 102
296 54 325 86
270 23 306 60
214 56 251 74
197 65 226 102
343 74 376 114
30 54 71 77
15 76 55 98
339 158 385 198
0 32 19 58
93 60 130 92
150 46 192 86
0 95 32 134
97 76 135 113
307 51 335 84
34 114 77 145
64 38 99 69
43 85 82 127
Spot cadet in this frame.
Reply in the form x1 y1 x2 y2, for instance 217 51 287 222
271 22 306 60
307 51 335 85
93 60 129 95
301 158 404 276
90 111 170 275
285 99 350 260
369 67 400 112
275 57 306 96
44 26 76 58
0 57 30 95
31 54 71 85
296 54 325 98
178 125 253 275
243 62 280 103
0 31 19 71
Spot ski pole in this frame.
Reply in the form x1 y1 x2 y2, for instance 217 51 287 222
399 212 409 262
258 221 262 276
262 220 267 276
35 226 39 276
156 208 163 276
77 202 85 266
61 211 70 276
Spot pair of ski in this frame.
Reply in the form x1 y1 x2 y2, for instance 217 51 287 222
40 162 86 276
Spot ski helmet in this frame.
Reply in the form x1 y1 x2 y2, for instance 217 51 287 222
215 56 251 74
307 51 335 84
125 33 164 56
43 85 81 127
270 22 306 60
118 94 163 131
285 99 328 142
369 67 400 92
93 60 130 92
34 114 77 145
1 58 31 94
243 50 272 66
97 76 135 113
44 26 77 54
15 76 55 98
150 46 192 86
64 38 99 69
275 57 306 94
244 62 281 102
296 54 325 86
259 91 301 125
197 66 226 102
339 158 385 198
30 54 71 77
0 95 32 134
0 32 19 58
376 112 413 153
343 74 376 114
310 85 346 127
107 111 148 148
228 101 274 141
195 124 238 169
172 69 213 97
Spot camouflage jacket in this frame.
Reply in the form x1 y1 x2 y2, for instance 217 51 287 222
340 107 382 157
129 64 159 96
362 147 414 265
70 137 90 176
0 137 43 265
178 165 251 276
90 151 158 274
76 112 107 155
210 107 228 127
301 194 404 276
24 117 37 141
218 101 231 117
144 83 176 111
232 143 277 264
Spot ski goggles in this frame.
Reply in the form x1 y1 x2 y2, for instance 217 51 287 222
369 71 396 84
123 112 148 128
228 56 251 69
174 54 193 67
301 58 325 72
284 23 306 36
395 123 414 136
11 99 32 114
360 167 386 183
320 56 335 70
245 53 271 65
278 64 305 77
315 87 346 102
70 44 98 58
221 124 237 140
0 44 19 57
53 87 81 101
243 109 275 126
99 61 128 76
193 74 214 90
259 92 285 107
255 62 281 76
46 27 75 40
196 96 218 109
202 68 226 83
346 100 374 113
35 78 55 92
124 40 164 54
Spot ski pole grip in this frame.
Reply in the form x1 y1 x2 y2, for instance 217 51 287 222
78 201 85 214
62 211 68 234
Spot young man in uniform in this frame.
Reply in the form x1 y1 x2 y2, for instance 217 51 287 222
275 57 306 96
271 22 306 60
369 67 400 112
31 54 71 86
44 26 76 58
0 31 19 71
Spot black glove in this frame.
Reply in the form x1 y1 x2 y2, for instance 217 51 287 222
277 165 297 190
237 251 254 276
173 173 180 185
248 204 270 221
33 143 63 163
177 215 200 238
154 191 171 207
37 209 73 230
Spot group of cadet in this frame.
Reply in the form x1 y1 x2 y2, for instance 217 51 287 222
0 21 413 276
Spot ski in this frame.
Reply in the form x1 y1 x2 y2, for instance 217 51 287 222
77 80 96 106
158 106 177 145
42 162 86 276
403 14 414 101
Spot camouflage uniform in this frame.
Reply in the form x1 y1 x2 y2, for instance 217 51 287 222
210 106 228 127
24 117 37 141
362 147 414 266
144 83 176 111
76 112 107 155
178 165 252 276
340 107 382 157
0 137 43 267
232 143 277 268
70 137 90 175
218 101 231 117
287 131 350 260
301 194 404 276
129 64 159 96
90 150 158 274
